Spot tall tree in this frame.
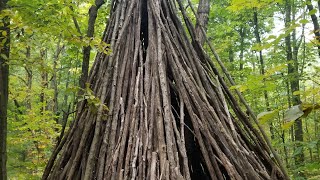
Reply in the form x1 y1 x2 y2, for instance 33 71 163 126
253 9 274 139
284 0 304 165
0 0 10 179
79 0 106 92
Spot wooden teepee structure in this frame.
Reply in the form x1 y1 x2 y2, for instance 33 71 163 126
43 0 289 179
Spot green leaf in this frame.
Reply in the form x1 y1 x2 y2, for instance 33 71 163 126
2 38 7 44
282 121 295 130
103 104 109 111
2 30 7 36
299 19 309 24
308 9 317 15
230 85 248 92
292 146 303 157
257 110 277 124
301 103 320 117
0 53 8 60
293 91 301 95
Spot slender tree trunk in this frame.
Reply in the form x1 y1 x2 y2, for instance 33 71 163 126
239 27 245 71
40 50 48 114
253 9 274 139
292 0 304 165
79 0 106 92
52 37 63 121
304 100 312 160
228 47 234 70
282 131 289 166
313 83 320 160
25 47 32 109
0 0 10 179
285 0 304 165
284 1 294 166
318 0 320 16
195 0 210 45
306 0 320 57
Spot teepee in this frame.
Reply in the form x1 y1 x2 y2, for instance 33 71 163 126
42 0 288 179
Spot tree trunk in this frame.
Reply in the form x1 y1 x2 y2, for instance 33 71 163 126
195 0 210 45
79 0 106 92
43 0 288 179
228 48 234 70
253 9 274 139
52 37 63 118
25 47 32 109
0 0 10 179
284 0 304 165
40 50 48 115
238 26 245 71
306 0 320 57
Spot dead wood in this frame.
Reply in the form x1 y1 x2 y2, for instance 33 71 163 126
42 0 288 179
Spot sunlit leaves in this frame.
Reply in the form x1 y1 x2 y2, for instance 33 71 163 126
257 110 278 124
228 0 282 11
299 19 309 24
230 84 248 92
5 1 104 178
308 9 317 16
82 83 109 112
8 75 61 178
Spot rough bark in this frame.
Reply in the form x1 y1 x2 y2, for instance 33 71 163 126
306 0 320 57
43 0 288 179
0 0 10 179
195 0 210 45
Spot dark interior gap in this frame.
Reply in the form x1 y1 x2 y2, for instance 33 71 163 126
140 0 148 62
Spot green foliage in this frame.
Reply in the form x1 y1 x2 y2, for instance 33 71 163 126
82 83 109 112
208 0 320 178
5 0 111 178
8 76 61 178
257 110 278 124
4 0 320 178
228 0 282 11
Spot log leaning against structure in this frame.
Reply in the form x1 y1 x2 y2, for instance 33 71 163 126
42 0 289 179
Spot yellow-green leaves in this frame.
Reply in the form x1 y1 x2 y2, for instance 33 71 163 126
299 19 309 24
308 9 317 16
257 110 278 124
2 30 7 36
230 84 248 92
83 83 109 112
228 0 282 11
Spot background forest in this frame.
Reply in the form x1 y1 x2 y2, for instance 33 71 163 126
0 0 319 179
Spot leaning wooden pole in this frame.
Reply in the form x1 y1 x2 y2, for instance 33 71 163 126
43 0 288 179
